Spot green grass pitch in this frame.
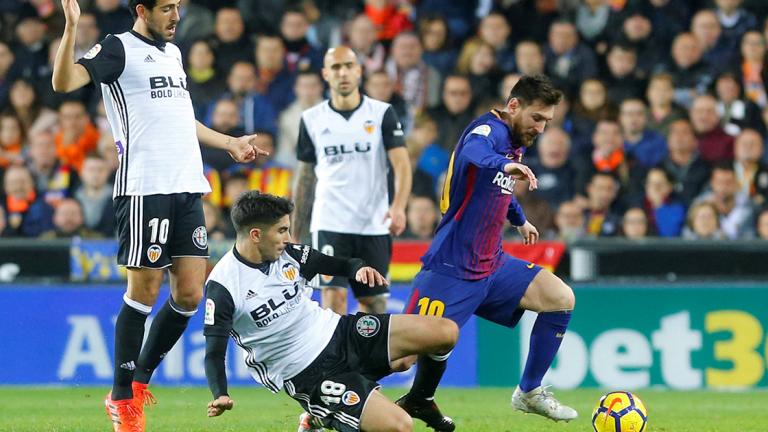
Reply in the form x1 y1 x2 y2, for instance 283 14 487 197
1 387 766 431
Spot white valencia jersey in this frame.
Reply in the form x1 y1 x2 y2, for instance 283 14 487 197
203 245 340 392
297 96 405 235
77 31 210 197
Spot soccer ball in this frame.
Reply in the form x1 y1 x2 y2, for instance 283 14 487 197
592 391 648 432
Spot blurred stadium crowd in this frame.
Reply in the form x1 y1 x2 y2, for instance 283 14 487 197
2 0 768 243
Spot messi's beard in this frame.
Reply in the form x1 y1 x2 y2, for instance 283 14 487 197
511 121 535 147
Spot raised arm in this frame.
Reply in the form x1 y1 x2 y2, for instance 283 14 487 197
52 0 92 92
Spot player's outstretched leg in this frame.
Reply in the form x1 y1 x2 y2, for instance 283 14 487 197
390 315 458 432
395 352 454 432
359 390 413 432
513 269 577 422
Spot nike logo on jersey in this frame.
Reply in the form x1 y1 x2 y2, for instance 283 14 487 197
144 54 155 62
492 171 515 195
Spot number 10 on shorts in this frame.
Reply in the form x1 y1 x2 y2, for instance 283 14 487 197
417 297 445 317
148 217 170 244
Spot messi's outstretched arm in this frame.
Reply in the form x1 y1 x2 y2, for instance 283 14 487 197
462 135 538 189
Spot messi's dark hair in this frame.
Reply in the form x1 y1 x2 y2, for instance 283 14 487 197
506 74 563 107
128 0 159 19
230 191 294 235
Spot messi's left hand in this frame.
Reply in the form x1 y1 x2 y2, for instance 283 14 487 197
355 266 389 288
517 221 539 245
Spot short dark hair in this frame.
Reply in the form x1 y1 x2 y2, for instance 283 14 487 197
712 160 736 174
609 41 637 55
506 74 563 107
647 166 675 185
128 0 158 19
230 191 294 235
297 69 322 82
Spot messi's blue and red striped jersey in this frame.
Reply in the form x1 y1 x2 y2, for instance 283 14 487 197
421 110 527 280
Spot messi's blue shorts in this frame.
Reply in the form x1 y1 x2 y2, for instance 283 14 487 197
403 254 542 328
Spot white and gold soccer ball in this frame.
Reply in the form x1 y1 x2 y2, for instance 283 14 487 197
592 391 648 432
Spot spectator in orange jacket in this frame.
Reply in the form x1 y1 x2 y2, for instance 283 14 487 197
54 100 99 171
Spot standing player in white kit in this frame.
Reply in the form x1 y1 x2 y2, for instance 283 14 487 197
52 1 268 430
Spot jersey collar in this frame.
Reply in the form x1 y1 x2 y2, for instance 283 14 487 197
328 95 364 120
130 30 166 51
233 245 272 274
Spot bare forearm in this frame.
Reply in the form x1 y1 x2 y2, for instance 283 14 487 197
52 26 84 92
291 162 316 241
389 148 412 210
196 121 231 150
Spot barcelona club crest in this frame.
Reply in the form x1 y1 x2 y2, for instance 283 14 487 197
363 120 375 134
282 263 298 281
147 245 162 263
356 315 380 338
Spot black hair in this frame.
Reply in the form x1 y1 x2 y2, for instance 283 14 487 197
128 0 159 19
609 41 637 55
297 69 322 81
506 74 563 106
590 171 620 186
230 191 294 235
711 160 736 174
